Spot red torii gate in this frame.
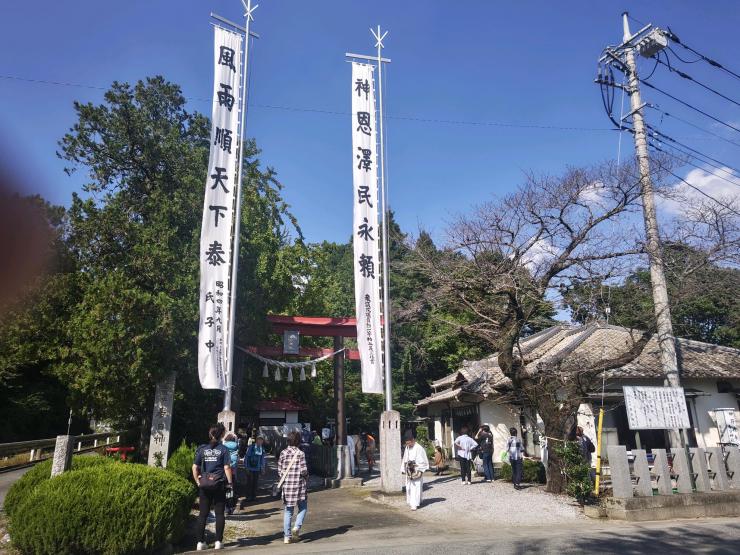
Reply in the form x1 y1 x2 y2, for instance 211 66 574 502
245 315 358 448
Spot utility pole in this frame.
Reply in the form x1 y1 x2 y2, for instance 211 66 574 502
605 14 691 467
620 12 681 391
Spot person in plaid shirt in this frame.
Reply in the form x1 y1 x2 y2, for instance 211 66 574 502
278 431 309 543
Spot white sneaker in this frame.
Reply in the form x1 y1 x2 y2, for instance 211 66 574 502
196 542 205 551
411 506 417 510
292 527 301 540
284 537 291 544
215 541 223 550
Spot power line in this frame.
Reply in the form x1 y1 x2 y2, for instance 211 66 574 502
0 73 615 133
666 28 740 82
641 80 740 134
655 54 740 107
647 105 740 149
659 163 740 217
650 142 740 188
648 127 740 176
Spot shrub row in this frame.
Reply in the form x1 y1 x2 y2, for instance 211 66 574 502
8 457 196 555
4 455 113 518
498 459 547 484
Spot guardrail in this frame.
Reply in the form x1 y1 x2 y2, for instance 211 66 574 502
0 431 125 470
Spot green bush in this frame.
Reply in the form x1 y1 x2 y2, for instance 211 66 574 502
415 425 436 459
499 459 546 484
4 455 112 518
166 441 197 483
9 463 196 555
553 440 593 504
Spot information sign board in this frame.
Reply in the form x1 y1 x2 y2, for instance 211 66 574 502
623 386 690 430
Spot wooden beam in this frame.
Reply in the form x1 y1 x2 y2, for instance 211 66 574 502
267 315 359 338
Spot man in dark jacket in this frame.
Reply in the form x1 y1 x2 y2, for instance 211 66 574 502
575 426 596 482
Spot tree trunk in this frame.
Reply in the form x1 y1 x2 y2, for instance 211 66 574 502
539 400 576 494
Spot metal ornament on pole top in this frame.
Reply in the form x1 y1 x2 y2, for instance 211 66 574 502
224 0 258 412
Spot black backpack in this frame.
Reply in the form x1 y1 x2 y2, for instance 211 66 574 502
480 433 493 453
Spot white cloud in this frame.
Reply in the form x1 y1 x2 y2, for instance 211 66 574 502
659 166 740 215
521 238 560 272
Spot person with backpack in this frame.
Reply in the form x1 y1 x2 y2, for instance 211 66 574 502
475 425 495 482
506 427 525 490
242 436 266 504
453 425 478 485
222 433 239 515
192 425 233 551
277 431 309 544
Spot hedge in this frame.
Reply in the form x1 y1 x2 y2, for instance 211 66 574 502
4 455 113 518
499 459 546 484
9 463 196 555
166 441 197 483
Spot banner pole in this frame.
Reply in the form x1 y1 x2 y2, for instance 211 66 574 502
224 0 257 412
372 25 392 412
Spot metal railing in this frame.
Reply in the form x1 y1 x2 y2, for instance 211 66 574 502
0 431 124 471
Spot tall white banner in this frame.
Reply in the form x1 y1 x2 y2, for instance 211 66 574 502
351 63 383 394
198 27 243 390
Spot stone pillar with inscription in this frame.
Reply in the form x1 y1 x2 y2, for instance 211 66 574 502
147 371 176 467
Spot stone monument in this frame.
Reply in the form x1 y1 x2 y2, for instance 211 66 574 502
606 445 632 498
726 446 740 489
706 446 730 491
147 371 176 467
671 448 693 493
690 447 711 492
51 435 73 477
380 410 403 493
652 448 673 495
632 449 653 497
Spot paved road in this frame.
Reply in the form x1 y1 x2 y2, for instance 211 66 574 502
0 467 30 510
223 516 740 554
182 478 740 555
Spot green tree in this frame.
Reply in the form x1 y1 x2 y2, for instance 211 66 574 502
49 76 302 450
563 243 740 348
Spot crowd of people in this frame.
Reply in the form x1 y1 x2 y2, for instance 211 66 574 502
400 423 595 510
191 423 377 550
191 421 594 547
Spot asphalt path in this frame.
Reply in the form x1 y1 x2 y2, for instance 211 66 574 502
224 517 740 554
0 467 30 510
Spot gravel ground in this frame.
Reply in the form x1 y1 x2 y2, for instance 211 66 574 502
365 471 587 526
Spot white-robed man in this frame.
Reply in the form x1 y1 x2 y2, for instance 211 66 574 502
400 430 429 510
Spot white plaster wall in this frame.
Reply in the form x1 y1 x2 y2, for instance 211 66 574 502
285 411 299 424
260 411 284 420
433 417 443 446
687 380 739 447
479 401 521 454
577 403 597 466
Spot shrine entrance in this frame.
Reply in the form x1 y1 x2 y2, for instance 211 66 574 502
240 315 361 482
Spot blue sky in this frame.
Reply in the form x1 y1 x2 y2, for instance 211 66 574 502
1 0 738 245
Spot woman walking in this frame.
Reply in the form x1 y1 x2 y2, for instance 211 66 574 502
192 425 233 551
278 431 309 544
242 436 266 505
